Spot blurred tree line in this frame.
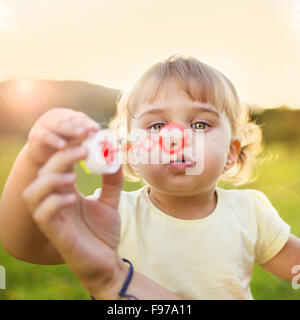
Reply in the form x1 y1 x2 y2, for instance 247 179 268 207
249 106 300 146
0 79 299 146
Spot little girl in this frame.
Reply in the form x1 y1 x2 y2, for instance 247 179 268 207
0 54 299 300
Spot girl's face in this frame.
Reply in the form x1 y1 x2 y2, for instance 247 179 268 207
129 78 238 196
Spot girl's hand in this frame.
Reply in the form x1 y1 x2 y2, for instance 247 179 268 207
26 108 100 166
22 146 127 298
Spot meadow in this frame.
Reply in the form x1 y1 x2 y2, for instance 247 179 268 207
0 135 299 300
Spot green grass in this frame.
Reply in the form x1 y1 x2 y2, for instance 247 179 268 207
0 136 300 300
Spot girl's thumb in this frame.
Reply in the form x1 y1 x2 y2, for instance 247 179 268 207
98 165 123 209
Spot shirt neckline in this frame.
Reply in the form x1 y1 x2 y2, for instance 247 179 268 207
143 184 223 225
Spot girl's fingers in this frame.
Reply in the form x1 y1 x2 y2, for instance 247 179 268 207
30 126 67 150
22 172 76 213
44 113 100 139
32 193 77 229
71 115 100 133
38 146 88 175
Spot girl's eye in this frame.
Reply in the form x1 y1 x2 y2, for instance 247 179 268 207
191 121 210 130
149 123 165 131
149 121 210 131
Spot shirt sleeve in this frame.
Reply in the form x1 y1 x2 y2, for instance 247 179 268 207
250 189 291 265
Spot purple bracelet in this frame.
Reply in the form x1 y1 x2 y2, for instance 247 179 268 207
91 258 139 300
118 258 139 300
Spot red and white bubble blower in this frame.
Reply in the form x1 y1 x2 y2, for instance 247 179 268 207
80 123 190 175
80 129 122 175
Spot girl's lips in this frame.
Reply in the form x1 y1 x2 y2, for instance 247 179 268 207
167 160 196 171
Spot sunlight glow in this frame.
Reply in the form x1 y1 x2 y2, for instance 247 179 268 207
0 80 52 111
0 4 6 30
0 0 300 108
292 3 300 29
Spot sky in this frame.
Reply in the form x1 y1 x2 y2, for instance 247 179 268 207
0 0 300 109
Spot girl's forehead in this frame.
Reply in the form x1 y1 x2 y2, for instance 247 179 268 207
135 101 219 119
131 75 224 114
146 76 193 100
133 78 199 112
132 87 222 120
128 74 238 132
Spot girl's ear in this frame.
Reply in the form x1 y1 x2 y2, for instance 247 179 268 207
224 138 241 171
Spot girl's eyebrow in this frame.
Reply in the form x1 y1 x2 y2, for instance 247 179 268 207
137 105 219 119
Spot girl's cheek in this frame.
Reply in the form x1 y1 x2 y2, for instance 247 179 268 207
203 133 229 163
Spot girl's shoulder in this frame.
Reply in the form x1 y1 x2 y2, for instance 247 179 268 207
218 186 271 206
218 186 288 226
216 187 279 226
216 186 261 208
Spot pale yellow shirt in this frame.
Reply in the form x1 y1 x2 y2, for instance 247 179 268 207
87 185 291 300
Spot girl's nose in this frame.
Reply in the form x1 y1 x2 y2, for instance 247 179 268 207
159 122 191 154
183 128 192 148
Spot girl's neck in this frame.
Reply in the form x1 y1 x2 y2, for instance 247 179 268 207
147 185 218 220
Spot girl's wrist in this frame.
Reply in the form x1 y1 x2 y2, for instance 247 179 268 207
89 255 130 300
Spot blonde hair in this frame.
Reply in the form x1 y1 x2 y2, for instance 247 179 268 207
108 54 264 186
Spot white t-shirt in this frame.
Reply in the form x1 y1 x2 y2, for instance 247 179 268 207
86 185 291 300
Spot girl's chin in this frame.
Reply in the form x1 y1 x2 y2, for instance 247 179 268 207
141 167 204 189
160 177 201 192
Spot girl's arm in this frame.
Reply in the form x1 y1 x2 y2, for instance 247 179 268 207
0 108 100 265
260 234 300 284
93 258 183 300
0 143 65 264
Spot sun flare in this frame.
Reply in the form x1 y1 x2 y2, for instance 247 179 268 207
0 4 6 30
292 3 300 30
0 80 52 111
